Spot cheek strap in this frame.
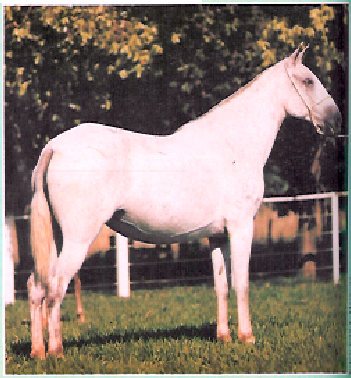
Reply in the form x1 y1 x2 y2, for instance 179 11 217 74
285 65 313 122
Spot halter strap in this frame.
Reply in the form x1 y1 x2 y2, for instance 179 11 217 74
285 65 332 122
285 65 312 121
312 94 333 109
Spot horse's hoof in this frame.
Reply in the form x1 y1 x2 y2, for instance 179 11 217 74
31 348 46 359
77 313 85 323
238 332 255 344
47 351 64 359
47 346 64 358
217 331 232 342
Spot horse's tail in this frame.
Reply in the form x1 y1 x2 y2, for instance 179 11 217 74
30 145 54 286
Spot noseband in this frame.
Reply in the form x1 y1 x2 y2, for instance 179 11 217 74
285 65 332 124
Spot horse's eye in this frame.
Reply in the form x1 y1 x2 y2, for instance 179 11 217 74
303 78 313 86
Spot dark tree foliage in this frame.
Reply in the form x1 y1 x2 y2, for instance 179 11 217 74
5 5 348 215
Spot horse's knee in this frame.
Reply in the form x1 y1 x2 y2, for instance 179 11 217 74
46 274 69 305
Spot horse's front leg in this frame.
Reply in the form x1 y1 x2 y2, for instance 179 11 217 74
211 247 231 342
27 273 46 359
228 218 255 343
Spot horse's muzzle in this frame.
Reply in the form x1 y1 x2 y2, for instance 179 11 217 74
314 106 342 136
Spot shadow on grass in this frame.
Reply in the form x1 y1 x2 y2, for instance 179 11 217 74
10 322 217 358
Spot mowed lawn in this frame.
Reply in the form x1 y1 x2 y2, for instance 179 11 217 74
5 276 347 374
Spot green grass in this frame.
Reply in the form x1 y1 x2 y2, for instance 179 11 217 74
5 276 347 374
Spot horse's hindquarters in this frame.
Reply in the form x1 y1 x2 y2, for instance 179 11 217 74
46 151 127 243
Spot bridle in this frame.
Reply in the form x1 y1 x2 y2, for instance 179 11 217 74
285 64 332 128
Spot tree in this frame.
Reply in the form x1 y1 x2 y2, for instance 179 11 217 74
5 5 347 214
5 6 163 213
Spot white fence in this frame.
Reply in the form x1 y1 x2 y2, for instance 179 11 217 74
262 191 343 285
4 191 348 302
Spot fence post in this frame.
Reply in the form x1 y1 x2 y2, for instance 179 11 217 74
116 233 130 297
331 192 340 285
5 218 15 305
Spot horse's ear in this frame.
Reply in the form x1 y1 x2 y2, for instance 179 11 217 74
291 45 302 65
296 44 309 65
290 43 309 66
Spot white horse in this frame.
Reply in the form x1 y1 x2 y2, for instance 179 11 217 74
28 46 341 358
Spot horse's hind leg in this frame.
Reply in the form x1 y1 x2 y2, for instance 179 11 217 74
74 273 85 322
228 218 255 344
45 238 91 356
27 273 46 359
46 287 63 356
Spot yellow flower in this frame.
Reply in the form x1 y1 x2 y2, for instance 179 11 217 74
171 33 181 43
119 70 128 79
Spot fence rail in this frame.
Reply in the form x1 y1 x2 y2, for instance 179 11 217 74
5 191 348 302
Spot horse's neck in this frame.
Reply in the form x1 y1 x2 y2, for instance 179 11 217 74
207 63 287 167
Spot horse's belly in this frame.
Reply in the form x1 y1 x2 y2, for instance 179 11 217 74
118 164 226 242
106 208 225 244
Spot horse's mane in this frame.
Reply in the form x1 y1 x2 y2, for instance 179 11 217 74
176 58 283 132
207 61 280 115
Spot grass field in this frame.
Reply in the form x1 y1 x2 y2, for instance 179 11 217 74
5 275 347 374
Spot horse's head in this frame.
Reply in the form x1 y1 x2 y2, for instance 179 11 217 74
284 45 342 136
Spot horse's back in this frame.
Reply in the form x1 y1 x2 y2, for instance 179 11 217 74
49 123 132 160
